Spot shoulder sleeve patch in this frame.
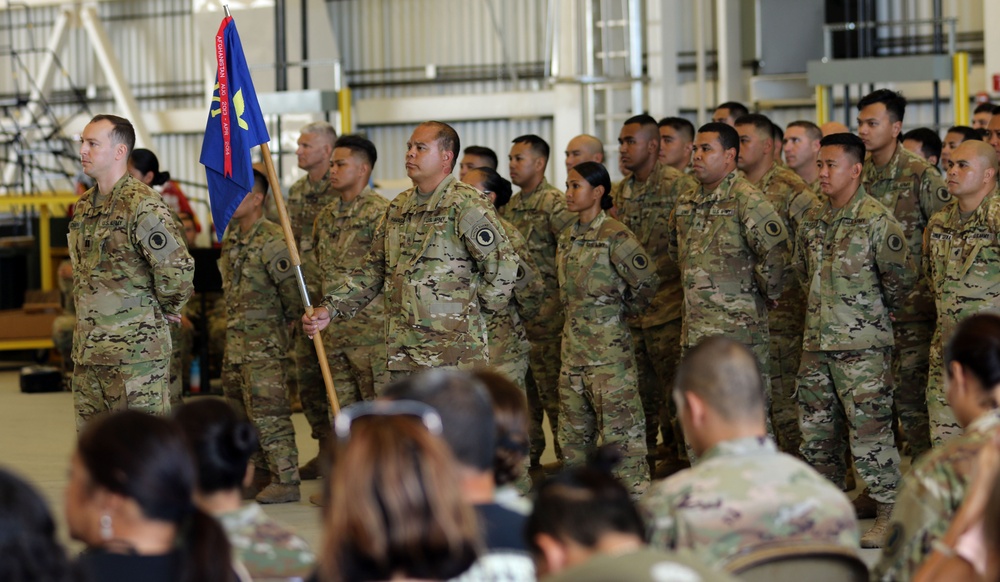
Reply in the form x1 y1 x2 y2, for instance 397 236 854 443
263 239 296 283
611 232 653 287
936 187 952 203
514 255 536 291
136 212 181 263
459 203 503 260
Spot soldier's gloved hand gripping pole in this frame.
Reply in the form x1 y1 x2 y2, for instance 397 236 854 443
260 143 340 416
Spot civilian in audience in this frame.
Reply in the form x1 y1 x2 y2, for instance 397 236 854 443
0 467 79 582
474 368 532 507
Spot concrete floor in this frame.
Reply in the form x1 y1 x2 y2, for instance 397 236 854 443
0 362 883 568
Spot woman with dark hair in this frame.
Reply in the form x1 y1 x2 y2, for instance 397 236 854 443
473 368 533 504
0 468 79 582
128 148 199 234
555 161 657 497
65 410 235 582
174 399 315 580
876 313 1000 580
313 402 480 582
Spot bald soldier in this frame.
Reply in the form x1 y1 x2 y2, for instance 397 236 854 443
564 134 605 174
923 140 1000 444
821 121 851 136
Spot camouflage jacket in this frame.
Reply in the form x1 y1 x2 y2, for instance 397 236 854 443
612 161 698 328
923 187 1000 346
487 217 544 367
557 211 658 367
68 174 193 365
499 178 577 339
287 170 340 300
217 502 315 580
220 216 302 363
873 409 1000 581
862 145 951 322
642 436 860 566
320 175 518 371
313 187 388 350
793 187 914 352
668 171 788 348
753 163 819 337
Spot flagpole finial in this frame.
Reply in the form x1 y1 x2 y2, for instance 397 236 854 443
223 4 231 17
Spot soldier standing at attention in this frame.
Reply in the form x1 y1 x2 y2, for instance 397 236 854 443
793 133 913 548
858 89 950 453
783 120 823 191
502 134 577 470
69 114 193 427
220 170 303 504
463 167 543 392
286 121 339 479
458 145 498 180
312 135 389 410
734 113 819 456
657 117 696 173
558 161 657 497
563 134 605 175
613 114 697 473
302 121 517 380
667 123 788 430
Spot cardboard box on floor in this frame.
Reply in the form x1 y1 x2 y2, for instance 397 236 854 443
0 290 61 341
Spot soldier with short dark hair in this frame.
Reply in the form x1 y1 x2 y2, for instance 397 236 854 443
459 145 498 180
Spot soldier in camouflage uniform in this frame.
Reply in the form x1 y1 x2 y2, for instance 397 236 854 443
558 161 657 497
564 134 606 174
657 117 695 173
220 170 303 504
642 336 859 566
313 135 389 410
667 123 789 434
612 114 697 470
52 260 76 385
69 115 193 428
924 141 1000 452
858 89 951 452
502 134 578 467
873 313 1000 581
463 167 543 390
782 120 823 195
303 121 518 379
735 114 820 456
286 121 339 477
792 133 913 548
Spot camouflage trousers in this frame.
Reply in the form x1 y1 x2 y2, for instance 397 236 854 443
327 343 387 411
557 359 649 498
223 358 300 485
926 328 961 446
293 325 330 442
168 321 194 408
769 331 804 456
631 320 685 463
797 347 901 503
72 360 169 429
52 315 75 375
526 335 562 465
892 320 932 457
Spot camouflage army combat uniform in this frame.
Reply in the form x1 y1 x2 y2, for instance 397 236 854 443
68 174 193 427
486 217 544 390
313 187 389 406
752 163 819 455
320 175 517 378
287 171 340 442
52 260 76 383
642 436 860 566
668 171 788 428
220 216 303 487
862 145 951 451
923 187 1000 445
873 409 1000 581
499 178 577 464
217 502 315 580
791 186 912 499
556 210 657 497
613 161 698 463
166 208 191 407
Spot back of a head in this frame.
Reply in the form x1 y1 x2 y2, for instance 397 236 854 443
174 399 260 495
945 313 1000 393
526 446 644 553
129 148 170 186
473 369 529 487
512 134 551 162
470 167 513 208
902 127 943 161
857 88 907 123
0 468 76 582
674 336 765 423
382 369 496 472
320 415 478 582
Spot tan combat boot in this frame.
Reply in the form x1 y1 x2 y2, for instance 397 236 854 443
299 437 330 480
860 502 894 548
852 488 877 519
256 483 301 504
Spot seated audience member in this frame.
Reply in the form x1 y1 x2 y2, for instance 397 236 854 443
474 368 532 507
312 400 479 582
875 313 1000 581
174 399 315 580
384 370 535 581
973 101 995 130
940 125 980 168
641 336 859 567
902 127 944 167
0 467 79 582
65 411 234 582
526 447 735 582
459 145 499 180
